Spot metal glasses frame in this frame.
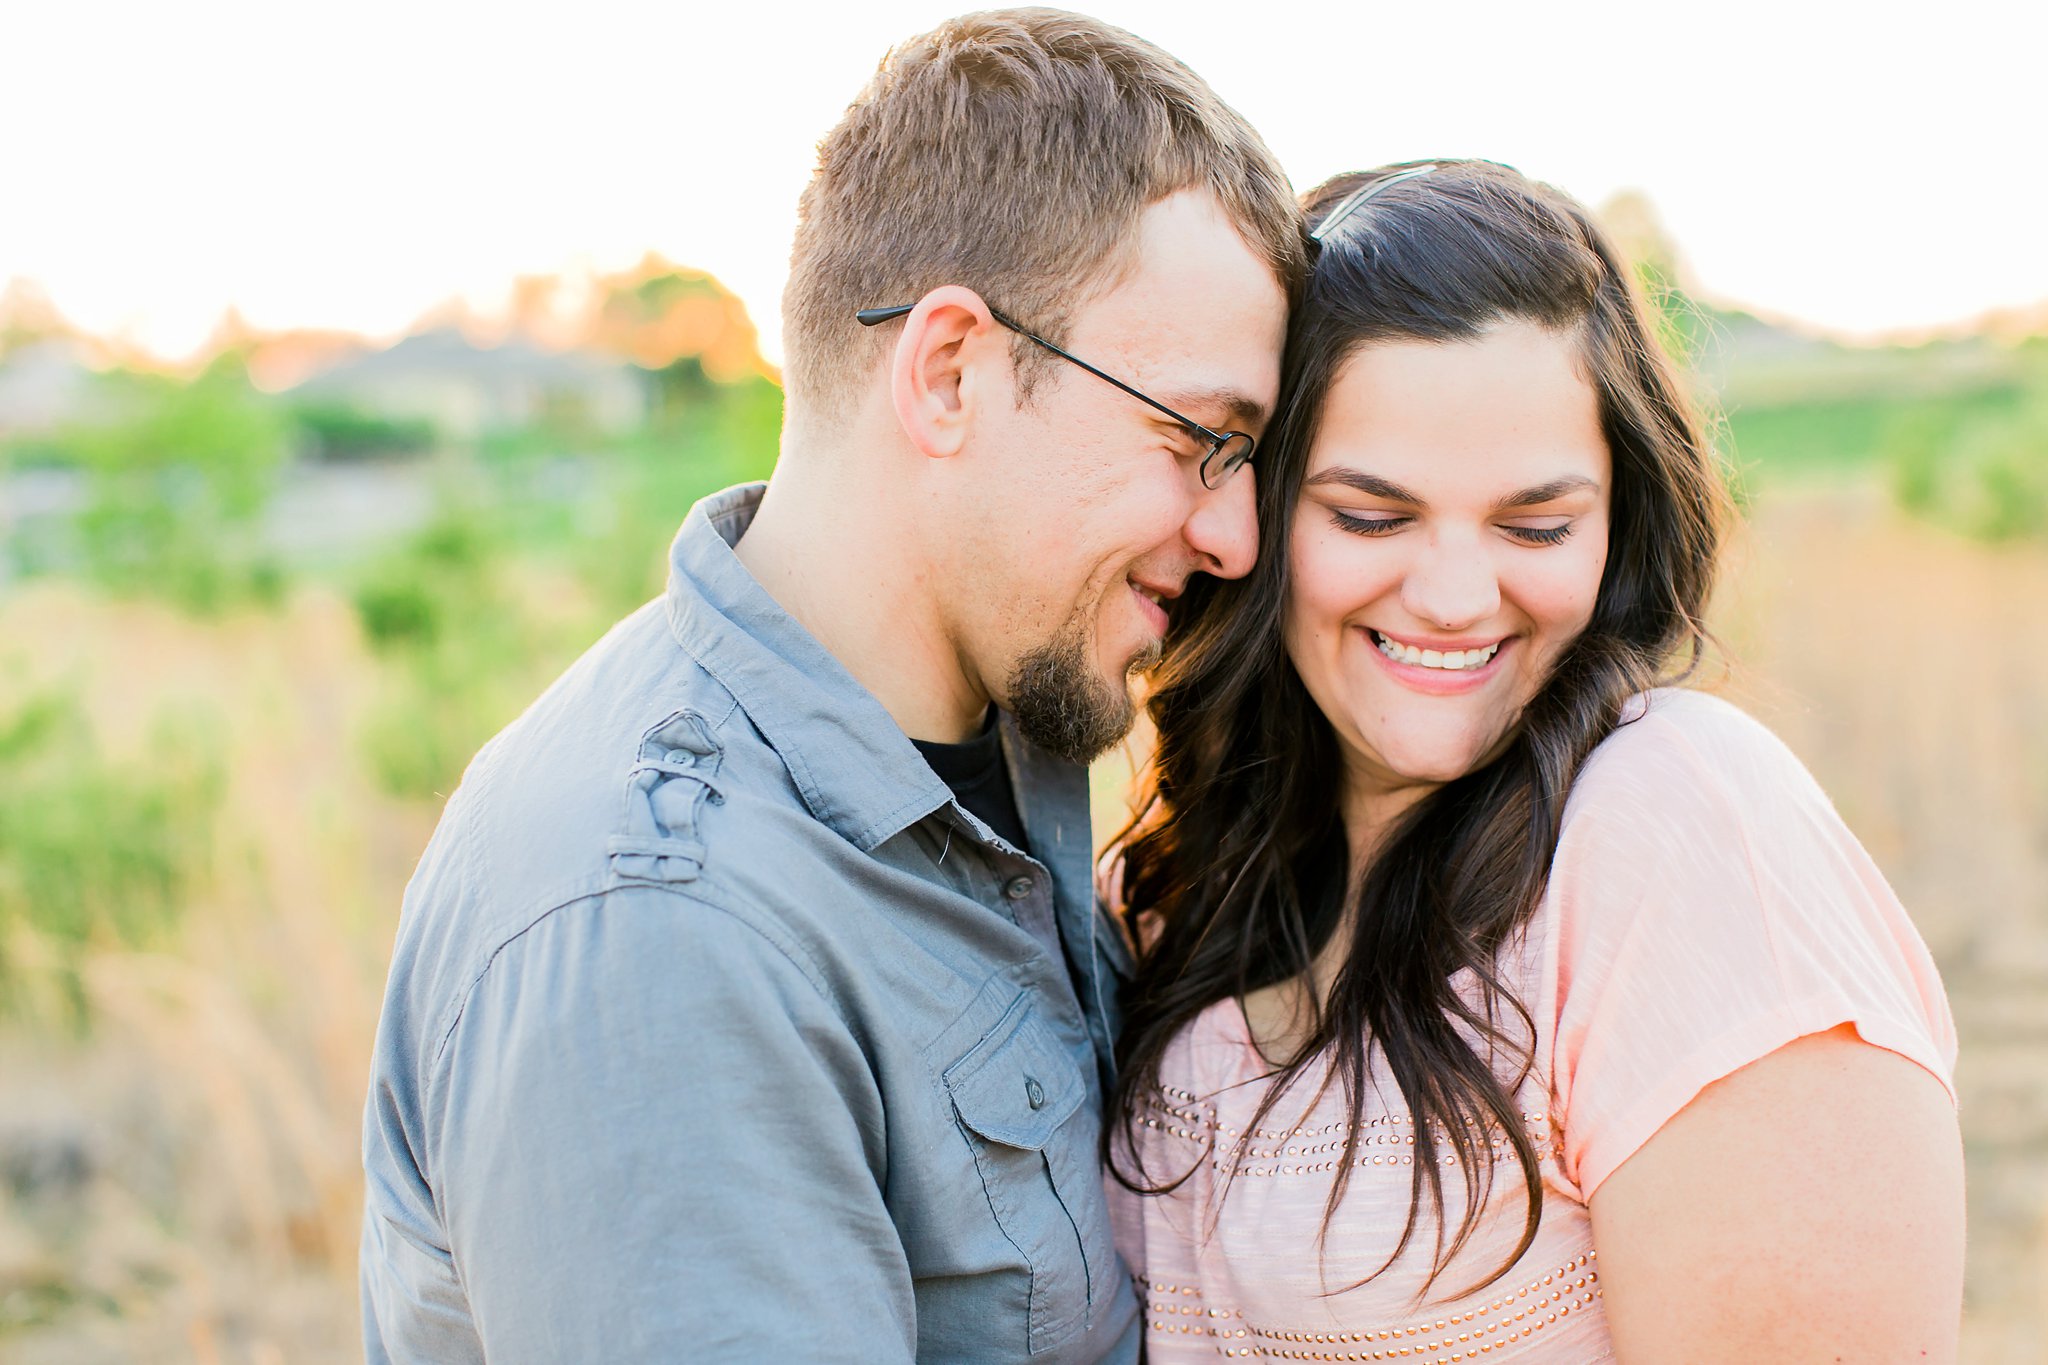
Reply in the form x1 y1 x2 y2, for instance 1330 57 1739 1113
855 302 1256 489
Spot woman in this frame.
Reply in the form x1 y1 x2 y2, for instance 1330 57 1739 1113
1105 161 1963 1362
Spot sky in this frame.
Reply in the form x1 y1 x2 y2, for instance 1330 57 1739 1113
4 0 2043 365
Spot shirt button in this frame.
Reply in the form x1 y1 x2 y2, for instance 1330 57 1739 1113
1025 1077 1046 1109
1002 875 1035 901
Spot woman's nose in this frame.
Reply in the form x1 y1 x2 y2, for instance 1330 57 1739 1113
1400 533 1501 631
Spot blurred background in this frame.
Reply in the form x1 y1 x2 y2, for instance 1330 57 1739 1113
1 1 2043 1359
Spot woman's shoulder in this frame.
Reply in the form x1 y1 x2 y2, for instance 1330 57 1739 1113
1585 685 1793 766
1566 687 1825 828
1534 688 1956 1199
1543 685 1870 953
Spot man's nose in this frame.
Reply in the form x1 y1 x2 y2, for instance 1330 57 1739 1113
1183 464 1259 581
1401 532 1500 630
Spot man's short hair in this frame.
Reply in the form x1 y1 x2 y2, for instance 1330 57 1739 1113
781 7 1308 413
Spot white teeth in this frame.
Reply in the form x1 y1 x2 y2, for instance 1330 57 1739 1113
1374 631 1499 670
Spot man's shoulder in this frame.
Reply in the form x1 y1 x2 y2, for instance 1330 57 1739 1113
387 611 782 981
381 591 900 1038
431 603 741 891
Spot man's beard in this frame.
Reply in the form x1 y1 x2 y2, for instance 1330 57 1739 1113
1005 613 1160 765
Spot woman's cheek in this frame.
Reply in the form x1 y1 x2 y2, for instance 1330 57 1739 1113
1523 544 1606 630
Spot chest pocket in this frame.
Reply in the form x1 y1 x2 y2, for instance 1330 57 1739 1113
944 993 1111 1354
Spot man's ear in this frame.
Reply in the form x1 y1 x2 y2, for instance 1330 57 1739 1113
888 286 1005 460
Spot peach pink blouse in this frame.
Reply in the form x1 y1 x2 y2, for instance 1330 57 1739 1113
1107 690 1957 1363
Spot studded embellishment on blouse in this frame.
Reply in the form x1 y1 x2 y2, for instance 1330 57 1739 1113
1118 1038 1613 1362
1136 1082 1552 1179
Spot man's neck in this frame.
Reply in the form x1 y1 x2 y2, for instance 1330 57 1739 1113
733 454 991 745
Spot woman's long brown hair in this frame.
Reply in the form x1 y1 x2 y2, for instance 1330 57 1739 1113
1107 161 1733 1294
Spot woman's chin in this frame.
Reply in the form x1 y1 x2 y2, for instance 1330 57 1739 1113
1394 756 1482 788
1350 700 1530 790
1333 706 1520 800
1368 732 1499 789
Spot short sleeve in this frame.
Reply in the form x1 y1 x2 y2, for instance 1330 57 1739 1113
1540 691 1957 1202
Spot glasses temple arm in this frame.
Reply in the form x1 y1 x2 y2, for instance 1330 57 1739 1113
855 302 1229 444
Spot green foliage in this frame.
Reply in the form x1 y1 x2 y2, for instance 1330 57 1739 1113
24 355 291 612
645 354 717 414
351 505 532 797
1887 387 2048 542
358 660 516 803
352 513 496 652
1635 272 1715 372
292 401 436 461
1889 409 1946 517
0 687 223 997
1727 383 2032 479
349 376 783 800
567 374 782 615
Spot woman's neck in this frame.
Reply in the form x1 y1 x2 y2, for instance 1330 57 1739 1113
1240 771 1438 1062
1339 771 1436 885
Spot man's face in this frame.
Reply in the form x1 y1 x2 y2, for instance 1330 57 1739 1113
958 190 1288 763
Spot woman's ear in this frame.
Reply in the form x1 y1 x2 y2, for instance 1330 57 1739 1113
888 285 1004 460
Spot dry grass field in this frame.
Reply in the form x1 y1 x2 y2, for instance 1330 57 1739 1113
1718 484 2048 1363
1 480 2042 1361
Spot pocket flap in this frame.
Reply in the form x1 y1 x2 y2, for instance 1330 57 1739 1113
943 996 1084 1150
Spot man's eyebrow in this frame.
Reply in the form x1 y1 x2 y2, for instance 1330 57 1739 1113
1491 476 1601 511
1158 387 1268 430
1303 468 1423 502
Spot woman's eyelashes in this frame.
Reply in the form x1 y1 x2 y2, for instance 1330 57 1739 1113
1329 509 1408 535
1504 522 1575 545
1327 509 1577 545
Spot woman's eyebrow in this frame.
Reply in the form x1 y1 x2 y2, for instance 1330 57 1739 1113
1303 470 1601 508
1491 476 1600 511
1303 468 1421 502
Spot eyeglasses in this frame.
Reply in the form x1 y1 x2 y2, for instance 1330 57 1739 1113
855 303 1257 490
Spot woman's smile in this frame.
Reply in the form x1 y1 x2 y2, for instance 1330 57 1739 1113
1364 627 1512 694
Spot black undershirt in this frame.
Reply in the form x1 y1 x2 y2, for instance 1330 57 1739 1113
916 713 1088 1011
912 709 1030 854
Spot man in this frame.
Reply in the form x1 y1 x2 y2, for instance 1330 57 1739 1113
360 9 1304 1361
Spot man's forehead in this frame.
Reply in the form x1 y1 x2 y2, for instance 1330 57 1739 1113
1086 192 1288 325
1042 193 1287 427
1080 272 1285 401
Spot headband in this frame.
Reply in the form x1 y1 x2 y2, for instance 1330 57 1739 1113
1309 163 1438 243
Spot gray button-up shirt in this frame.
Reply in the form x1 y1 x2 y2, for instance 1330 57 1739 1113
361 482 1142 1363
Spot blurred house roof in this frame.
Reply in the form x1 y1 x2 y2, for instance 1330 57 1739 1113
290 327 646 436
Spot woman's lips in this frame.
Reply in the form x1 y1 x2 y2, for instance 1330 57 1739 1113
1360 626 1511 694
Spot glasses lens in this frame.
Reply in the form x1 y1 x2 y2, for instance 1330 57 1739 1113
1201 432 1256 489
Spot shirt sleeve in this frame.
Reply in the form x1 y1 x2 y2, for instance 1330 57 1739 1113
1541 692 1957 1203
425 885 917 1364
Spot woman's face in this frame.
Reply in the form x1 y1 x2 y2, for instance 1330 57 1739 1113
1284 319 1611 813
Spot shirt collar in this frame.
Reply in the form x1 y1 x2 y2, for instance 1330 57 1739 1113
663 481 956 852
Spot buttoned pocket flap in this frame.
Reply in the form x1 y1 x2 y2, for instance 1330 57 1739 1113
943 997 1083 1150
